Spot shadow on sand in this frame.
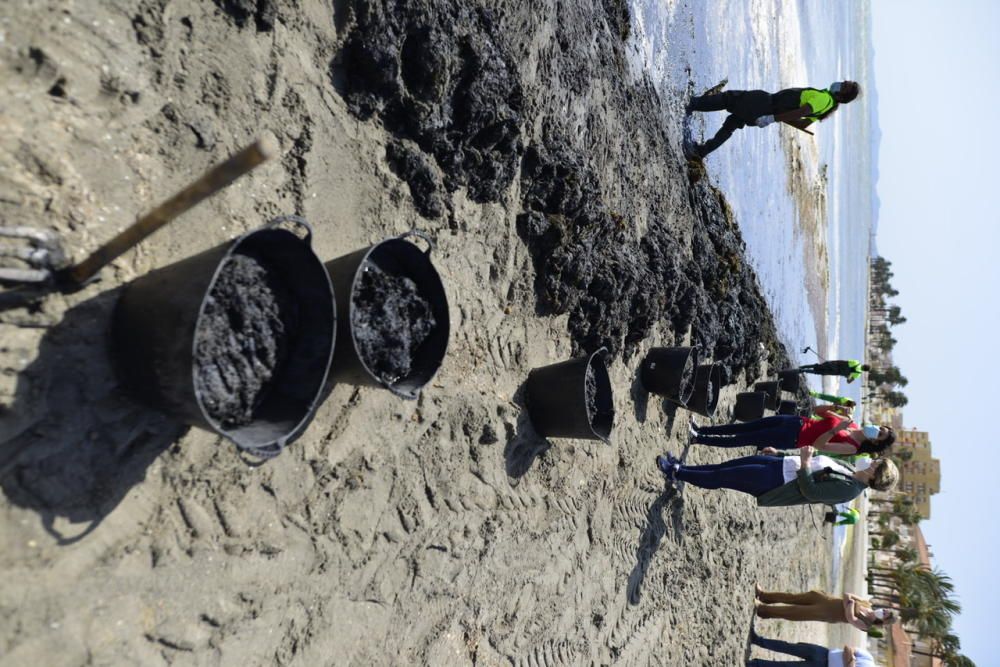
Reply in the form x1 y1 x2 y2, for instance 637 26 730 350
0 287 187 544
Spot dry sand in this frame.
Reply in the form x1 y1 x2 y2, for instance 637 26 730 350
1 1 847 665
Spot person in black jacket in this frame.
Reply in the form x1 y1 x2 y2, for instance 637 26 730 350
685 82 860 158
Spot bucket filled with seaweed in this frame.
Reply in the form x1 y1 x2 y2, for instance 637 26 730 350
112 216 336 458
324 230 450 399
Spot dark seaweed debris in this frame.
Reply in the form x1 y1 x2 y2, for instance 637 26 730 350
352 262 437 384
335 0 524 212
213 0 277 31
194 251 297 428
585 363 597 421
335 0 789 384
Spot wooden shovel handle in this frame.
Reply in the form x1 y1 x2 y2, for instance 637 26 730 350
62 132 279 286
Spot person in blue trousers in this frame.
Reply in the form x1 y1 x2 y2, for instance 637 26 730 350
747 629 875 666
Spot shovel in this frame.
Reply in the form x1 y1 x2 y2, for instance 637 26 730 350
0 133 279 298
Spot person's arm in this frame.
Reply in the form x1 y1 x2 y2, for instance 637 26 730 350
774 104 812 123
843 646 856 667
811 417 853 451
794 446 827 501
812 404 842 418
843 597 869 631
814 441 858 455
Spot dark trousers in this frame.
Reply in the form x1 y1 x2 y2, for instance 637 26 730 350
747 633 829 666
797 361 851 377
689 90 772 156
693 415 801 448
674 455 785 497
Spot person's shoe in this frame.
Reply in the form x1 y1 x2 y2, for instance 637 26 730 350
687 417 700 440
682 138 704 160
656 454 680 481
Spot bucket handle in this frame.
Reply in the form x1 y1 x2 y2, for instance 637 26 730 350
267 215 314 245
398 229 435 256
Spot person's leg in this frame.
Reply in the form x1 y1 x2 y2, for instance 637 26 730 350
675 456 784 496
755 602 832 622
694 416 800 448
756 590 831 605
688 92 733 112
797 364 817 372
695 114 745 157
751 634 829 662
696 415 786 436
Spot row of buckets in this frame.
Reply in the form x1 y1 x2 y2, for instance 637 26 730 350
111 216 805 456
523 345 805 443
112 217 450 458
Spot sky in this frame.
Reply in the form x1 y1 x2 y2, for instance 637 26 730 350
871 0 999 662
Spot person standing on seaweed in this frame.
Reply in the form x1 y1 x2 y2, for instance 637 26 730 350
796 359 868 383
685 81 861 159
746 628 877 667
655 444 899 507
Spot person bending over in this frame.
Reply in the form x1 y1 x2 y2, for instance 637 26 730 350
797 359 868 383
686 81 860 158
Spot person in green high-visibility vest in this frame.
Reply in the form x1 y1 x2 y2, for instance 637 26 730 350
797 359 868 383
824 507 861 526
809 390 855 410
685 82 860 159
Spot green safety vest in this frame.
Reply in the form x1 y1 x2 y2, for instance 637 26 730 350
800 89 836 123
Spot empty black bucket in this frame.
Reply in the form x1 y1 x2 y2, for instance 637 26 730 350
733 391 767 422
526 348 614 442
112 216 336 458
754 380 783 410
686 363 722 418
777 369 801 393
639 346 699 405
777 399 799 415
324 230 449 399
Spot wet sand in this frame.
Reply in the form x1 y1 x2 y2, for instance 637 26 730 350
0 1 840 664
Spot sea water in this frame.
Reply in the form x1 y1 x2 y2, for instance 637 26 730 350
627 0 878 583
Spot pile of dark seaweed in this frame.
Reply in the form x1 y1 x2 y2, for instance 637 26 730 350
352 263 436 384
194 251 297 429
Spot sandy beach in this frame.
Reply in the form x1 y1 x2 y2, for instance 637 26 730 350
0 1 853 664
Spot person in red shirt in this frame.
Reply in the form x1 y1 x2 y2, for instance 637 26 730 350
689 405 895 456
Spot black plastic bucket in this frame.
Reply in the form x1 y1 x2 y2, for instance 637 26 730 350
112 216 336 458
777 399 799 415
733 391 767 422
639 346 699 405
526 348 614 442
686 363 722 418
777 369 801 393
754 380 783 410
324 230 449 399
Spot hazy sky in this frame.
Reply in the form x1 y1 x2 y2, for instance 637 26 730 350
871 0 999 662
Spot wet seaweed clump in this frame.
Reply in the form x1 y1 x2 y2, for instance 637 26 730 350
194 251 297 428
352 263 436 384
703 379 714 411
335 1 523 210
679 355 696 396
585 363 598 421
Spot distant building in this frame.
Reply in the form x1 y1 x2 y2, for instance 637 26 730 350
894 429 940 519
